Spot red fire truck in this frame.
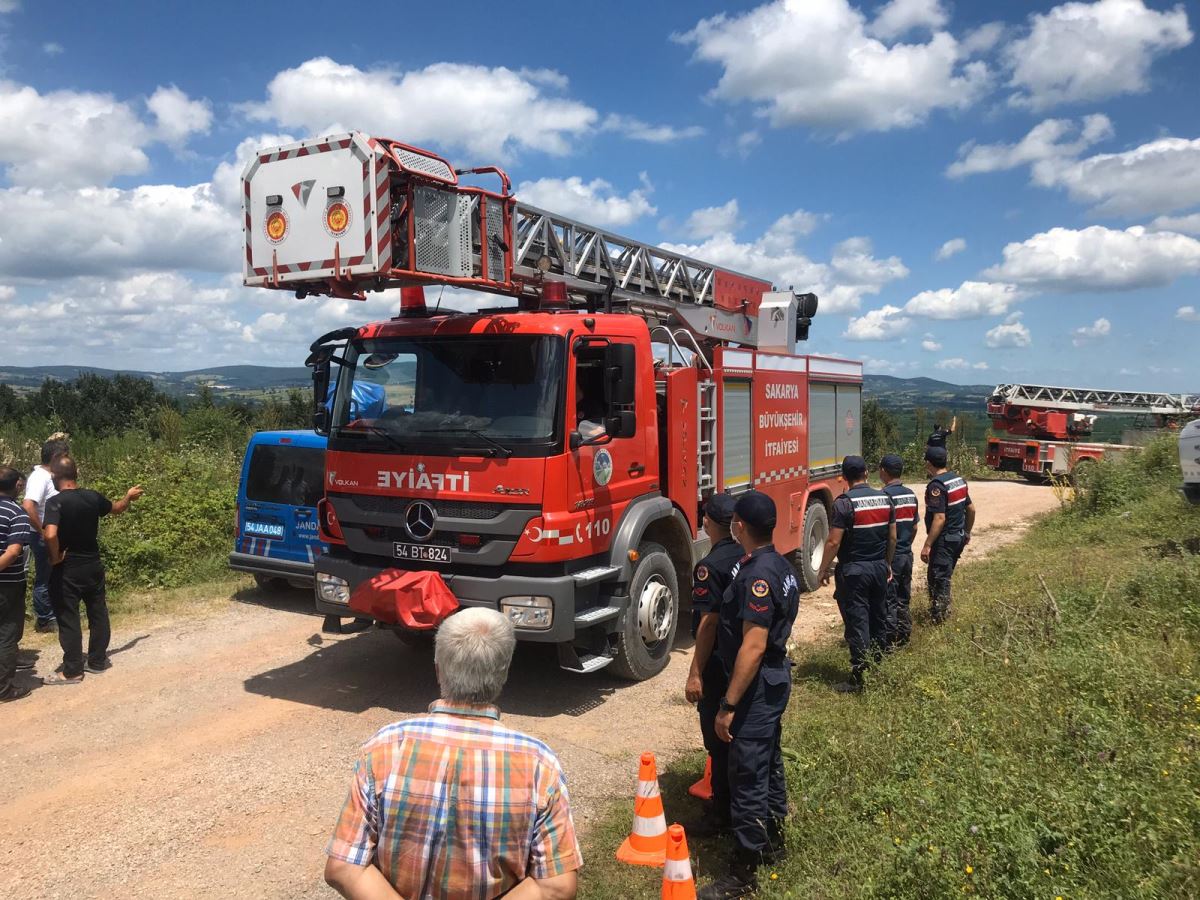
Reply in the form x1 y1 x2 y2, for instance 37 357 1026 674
242 133 862 680
986 382 1200 480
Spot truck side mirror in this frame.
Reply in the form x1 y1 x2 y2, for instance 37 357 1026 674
604 343 636 406
604 410 636 440
306 348 334 437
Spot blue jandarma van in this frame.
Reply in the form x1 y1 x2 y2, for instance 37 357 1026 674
229 430 328 589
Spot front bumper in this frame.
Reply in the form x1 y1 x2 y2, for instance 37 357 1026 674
314 554 589 642
228 552 314 583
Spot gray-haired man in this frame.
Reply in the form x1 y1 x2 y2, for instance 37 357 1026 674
325 608 582 899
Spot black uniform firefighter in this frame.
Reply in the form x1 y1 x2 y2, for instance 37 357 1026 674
817 455 896 691
921 446 976 624
684 493 741 836
701 491 799 900
879 454 918 647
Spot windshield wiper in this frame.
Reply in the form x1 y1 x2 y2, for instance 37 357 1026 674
334 424 406 452
417 428 513 458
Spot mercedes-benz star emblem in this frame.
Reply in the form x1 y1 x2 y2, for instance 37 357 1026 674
405 500 437 542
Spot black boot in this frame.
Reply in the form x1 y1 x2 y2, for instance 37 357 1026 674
697 848 758 899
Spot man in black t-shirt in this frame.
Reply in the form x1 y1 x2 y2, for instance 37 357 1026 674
42 455 143 684
1 467 35 702
926 415 957 450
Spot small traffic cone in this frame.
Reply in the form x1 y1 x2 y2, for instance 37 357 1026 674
687 756 713 801
616 752 669 866
661 824 697 900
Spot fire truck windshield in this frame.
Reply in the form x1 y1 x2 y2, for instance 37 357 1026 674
328 334 565 457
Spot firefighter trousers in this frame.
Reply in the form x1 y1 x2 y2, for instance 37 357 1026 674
927 535 965 623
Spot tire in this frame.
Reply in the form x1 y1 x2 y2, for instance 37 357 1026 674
253 574 287 592
609 541 679 682
393 628 433 648
794 500 829 593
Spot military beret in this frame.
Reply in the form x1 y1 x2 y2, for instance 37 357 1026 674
925 446 948 467
879 454 904 475
704 493 736 526
841 455 867 479
734 490 776 530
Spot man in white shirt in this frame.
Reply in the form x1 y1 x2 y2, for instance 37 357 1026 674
21 437 69 633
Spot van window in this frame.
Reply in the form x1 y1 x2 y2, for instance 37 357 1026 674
246 445 325 507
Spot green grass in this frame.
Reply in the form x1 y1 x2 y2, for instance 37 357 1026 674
580 443 1200 898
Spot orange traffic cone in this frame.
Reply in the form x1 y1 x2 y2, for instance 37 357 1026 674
616 752 669 866
687 756 713 801
661 824 697 900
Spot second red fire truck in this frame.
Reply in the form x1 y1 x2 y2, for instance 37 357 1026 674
242 133 862 679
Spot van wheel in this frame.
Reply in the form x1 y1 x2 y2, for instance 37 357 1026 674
610 542 678 682
794 500 828 593
254 574 287 592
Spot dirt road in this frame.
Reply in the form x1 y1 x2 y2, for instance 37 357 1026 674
0 480 1057 899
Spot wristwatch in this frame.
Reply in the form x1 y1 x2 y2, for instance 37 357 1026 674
719 697 737 713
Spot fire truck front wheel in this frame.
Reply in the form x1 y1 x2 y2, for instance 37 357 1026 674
610 542 679 682
796 501 829 593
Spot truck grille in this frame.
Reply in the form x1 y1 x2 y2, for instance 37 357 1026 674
331 493 513 520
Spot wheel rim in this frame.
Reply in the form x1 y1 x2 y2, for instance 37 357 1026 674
809 523 827 572
637 575 674 647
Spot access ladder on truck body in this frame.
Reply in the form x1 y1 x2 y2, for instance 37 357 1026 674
242 133 858 680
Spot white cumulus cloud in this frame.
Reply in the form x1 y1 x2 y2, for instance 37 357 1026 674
984 225 1200 291
1151 213 1200 235
844 304 911 341
0 79 214 188
685 199 742 239
1005 0 1193 110
936 237 967 260
147 85 213 148
904 280 1026 319
601 114 705 143
985 312 1032 348
936 357 989 371
677 0 990 135
662 224 906 314
0 183 238 280
1072 317 1112 345
1176 305 1199 321
515 175 655 228
868 0 949 40
946 114 1113 179
921 333 942 351
0 285 15 302
244 57 598 160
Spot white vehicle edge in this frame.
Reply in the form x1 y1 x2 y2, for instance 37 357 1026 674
1181 419 1200 504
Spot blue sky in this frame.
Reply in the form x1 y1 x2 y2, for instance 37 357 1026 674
0 0 1197 389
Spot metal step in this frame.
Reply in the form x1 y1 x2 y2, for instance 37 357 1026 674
556 641 615 674
574 605 620 626
572 565 620 586
571 653 613 674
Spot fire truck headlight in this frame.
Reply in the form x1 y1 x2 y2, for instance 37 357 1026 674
500 595 553 630
317 573 350 605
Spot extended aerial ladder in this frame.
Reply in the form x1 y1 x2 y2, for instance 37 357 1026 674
986 382 1200 478
242 132 818 352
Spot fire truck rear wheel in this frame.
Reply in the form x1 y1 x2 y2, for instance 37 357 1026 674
795 501 829 593
610 541 678 682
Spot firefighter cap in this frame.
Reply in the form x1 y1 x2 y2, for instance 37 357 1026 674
841 455 868 480
734 490 776 531
925 446 948 467
704 493 736 527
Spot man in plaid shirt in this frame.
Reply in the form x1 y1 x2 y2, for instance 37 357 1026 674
325 607 582 899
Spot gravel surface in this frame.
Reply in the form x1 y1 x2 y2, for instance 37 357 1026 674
0 479 1057 899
